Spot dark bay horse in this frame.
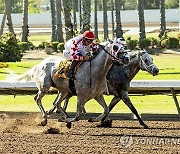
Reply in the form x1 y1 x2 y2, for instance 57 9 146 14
15 42 130 127
61 50 159 128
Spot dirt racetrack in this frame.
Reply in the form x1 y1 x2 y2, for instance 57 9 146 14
0 112 180 154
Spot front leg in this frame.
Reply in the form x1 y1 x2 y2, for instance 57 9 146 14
88 94 109 122
65 99 84 125
121 91 148 129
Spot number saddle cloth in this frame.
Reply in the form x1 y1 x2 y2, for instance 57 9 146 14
53 60 82 79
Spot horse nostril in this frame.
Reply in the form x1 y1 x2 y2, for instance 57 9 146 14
154 69 159 75
124 57 130 64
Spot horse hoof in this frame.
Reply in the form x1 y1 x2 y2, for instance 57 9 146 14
41 119 47 126
98 119 112 128
66 122 72 129
46 111 52 115
88 118 93 122
56 110 61 114
58 117 65 122
143 124 149 129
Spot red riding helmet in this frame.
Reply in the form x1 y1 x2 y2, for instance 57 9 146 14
83 30 95 40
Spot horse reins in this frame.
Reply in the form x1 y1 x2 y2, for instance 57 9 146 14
140 53 155 74
88 43 127 88
98 44 127 62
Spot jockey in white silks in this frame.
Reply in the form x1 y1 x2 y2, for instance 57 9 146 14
63 30 98 79
111 37 127 52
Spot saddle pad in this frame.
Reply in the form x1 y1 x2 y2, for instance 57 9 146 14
53 60 71 79
53 60 83 79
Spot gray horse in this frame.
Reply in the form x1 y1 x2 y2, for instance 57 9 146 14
15 42 130 127
59 50 159 128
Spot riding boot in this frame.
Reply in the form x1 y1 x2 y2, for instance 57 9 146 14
66 61 79 79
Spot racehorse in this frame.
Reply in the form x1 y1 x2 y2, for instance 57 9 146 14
59 50 159 128
14 42 130 127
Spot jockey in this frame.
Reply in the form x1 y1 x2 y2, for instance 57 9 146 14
112 37 127 52
63 30 98 79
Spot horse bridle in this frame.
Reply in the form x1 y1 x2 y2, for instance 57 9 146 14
139 52 155 74
99 44 127 62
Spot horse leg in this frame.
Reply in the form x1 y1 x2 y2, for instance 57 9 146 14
121 91 148 129
63 97 70 111
45 90 70 118
65 98 84 124
56 93 71 120
47 91 62 115
63 97 87 116
34 91 48 126
89 94 109 122
101 96 121 121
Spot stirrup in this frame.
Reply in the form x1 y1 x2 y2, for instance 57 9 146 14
66 73 75 80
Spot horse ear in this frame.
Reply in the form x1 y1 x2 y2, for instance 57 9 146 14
143 49 147 53
107 38 113 44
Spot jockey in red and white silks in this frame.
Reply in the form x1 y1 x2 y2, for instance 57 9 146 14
63 30 98 79
63 31 98 61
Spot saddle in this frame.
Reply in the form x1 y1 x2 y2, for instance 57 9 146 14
53 60 82 79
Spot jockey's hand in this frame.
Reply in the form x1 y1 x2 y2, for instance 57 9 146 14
84 55 91 60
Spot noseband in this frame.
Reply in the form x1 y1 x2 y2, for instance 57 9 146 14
139 53 155 74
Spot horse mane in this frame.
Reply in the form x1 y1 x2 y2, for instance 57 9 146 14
91 41 110 59
129 50 147 60
129 51 138 59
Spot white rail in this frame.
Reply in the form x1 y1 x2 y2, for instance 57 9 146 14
0 80 180 115
0 80 180 92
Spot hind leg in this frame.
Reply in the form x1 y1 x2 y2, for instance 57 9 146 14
89 94 109 122
101 96 121 121
34 90 48 126
47 91 62 115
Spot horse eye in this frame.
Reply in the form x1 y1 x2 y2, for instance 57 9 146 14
144 59 148 63
113 45 119 51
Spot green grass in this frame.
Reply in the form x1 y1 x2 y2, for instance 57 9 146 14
0 32 180 113
18 35 51 47
134 54 180 80
26 31 179 46
0 94 179 114
1 53 180 80
0 60 40 80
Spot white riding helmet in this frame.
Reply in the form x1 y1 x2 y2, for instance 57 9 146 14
113 37 127 49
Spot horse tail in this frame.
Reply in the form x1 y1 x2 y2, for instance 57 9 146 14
15 64 38 82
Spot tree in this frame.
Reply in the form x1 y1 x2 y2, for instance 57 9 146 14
144 0 160 9
111 0 115 38
80 0 91 33
124 0 137 10
137 0 146 40
21 0 29 42
0 0 5 14
165 0 179 8
55 0 64 42
79 0 82 30
0 0 15 37
62 0 73 41
94 0 98 39
72 0 78 31
159 0 166 39
0 0 8 37
102 0 108 40
115 0 123 38
28 0 41 13
11 0 23 13
50 0 57 41
6 0 15 34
